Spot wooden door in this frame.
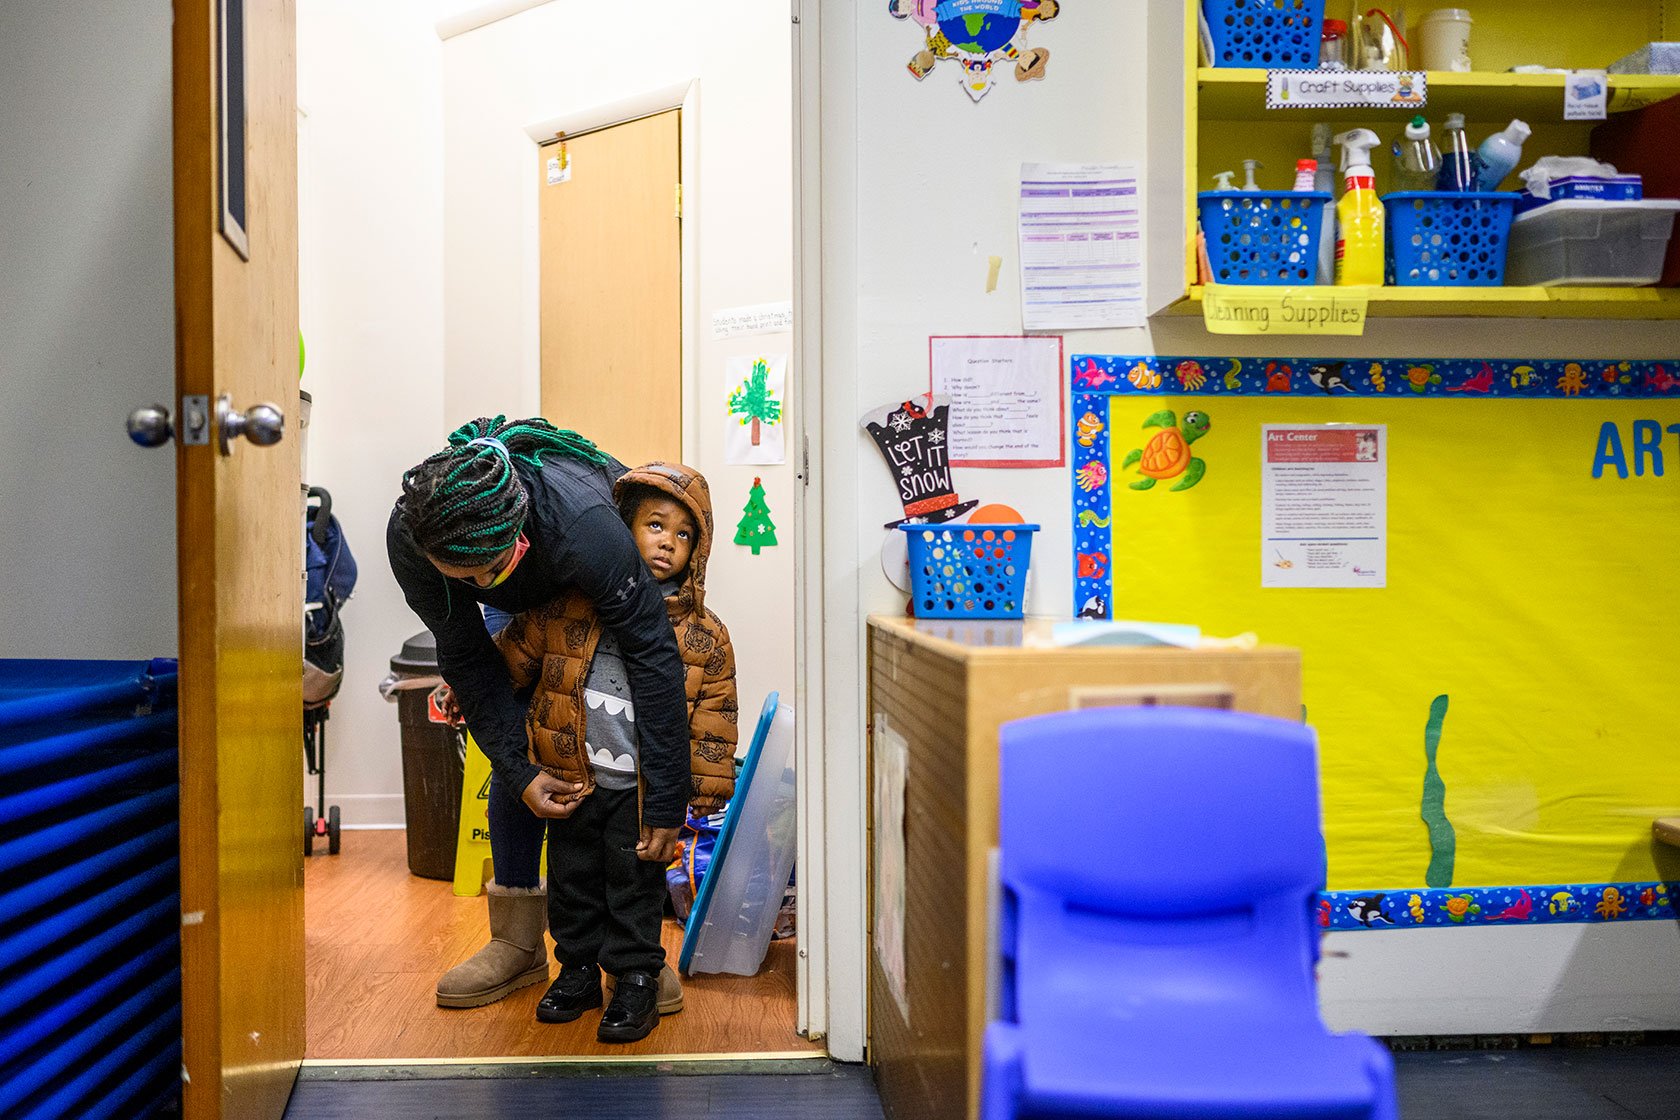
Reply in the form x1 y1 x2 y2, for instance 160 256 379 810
174 1 305 1117
538 111 682 468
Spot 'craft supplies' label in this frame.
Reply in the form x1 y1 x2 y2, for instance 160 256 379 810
1266 70 1426 110
1202 285 1369 336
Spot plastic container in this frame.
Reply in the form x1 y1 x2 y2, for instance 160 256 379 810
1418 8 1473 72
902 523 1039 620
1198 192 1333 284
1384 192 1520 286
1590 94 1680 285
1204 0 1328 68
389 631 465 881
1504 199 1680 287
1390 116 1441 193
680 692 797 977
1436 113 1476 192
1334 129 1384 286
1320 18 1347 68
1473 120 1531 192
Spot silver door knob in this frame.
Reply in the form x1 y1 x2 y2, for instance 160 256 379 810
217 395 285 455
126 405 174 448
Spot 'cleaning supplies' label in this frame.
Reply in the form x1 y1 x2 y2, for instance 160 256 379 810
1202 284 1368 337
1267 70 1426 110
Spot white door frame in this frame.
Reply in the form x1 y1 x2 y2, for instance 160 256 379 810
792 0 868 1063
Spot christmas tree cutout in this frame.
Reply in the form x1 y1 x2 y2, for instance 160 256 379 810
728 358 783 447
734 477 778 554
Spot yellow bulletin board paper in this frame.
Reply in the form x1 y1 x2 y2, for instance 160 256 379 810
1069 356 1680 905
1202 284 1369 336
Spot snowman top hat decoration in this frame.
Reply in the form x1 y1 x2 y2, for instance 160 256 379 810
861 393 979 529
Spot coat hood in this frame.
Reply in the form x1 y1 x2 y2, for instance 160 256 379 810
614 461 715 617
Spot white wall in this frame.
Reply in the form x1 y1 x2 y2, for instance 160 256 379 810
440 0 796 743
820 1 1680 1036
0 0 177 660
298 0 447 825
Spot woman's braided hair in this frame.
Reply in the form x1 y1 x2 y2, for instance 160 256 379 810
399 416 607 565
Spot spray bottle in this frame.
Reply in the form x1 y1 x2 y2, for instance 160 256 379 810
1312 124 1336 284
1391 116 1441 193
1333 128 1385 287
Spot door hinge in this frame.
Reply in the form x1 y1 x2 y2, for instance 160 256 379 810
801 433 811 486
674 183 683 220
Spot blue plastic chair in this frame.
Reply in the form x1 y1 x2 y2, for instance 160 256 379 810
982 707 1396 1120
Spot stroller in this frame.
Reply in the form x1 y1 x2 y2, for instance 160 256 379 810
304 485 357 855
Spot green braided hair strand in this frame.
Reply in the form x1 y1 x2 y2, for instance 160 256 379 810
399 416 608 565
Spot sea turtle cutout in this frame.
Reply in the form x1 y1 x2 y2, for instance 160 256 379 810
1121 409 1210 492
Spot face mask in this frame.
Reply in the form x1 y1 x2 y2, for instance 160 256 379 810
484 533 529 588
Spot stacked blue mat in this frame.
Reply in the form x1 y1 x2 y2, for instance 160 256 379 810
0 659 182 1120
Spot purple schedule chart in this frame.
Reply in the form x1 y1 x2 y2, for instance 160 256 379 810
1017 162 1144 330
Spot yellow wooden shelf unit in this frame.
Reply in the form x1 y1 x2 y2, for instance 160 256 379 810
1179 0 1680 320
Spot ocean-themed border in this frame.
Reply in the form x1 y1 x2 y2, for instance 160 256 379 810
1069 352 1680 621
1320 882 1676 931
1072 355 1680 400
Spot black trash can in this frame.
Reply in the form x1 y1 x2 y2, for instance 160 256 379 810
392 631 464 880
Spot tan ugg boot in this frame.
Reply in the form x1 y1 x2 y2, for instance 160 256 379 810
604 962 684 1015
435 879 550 1009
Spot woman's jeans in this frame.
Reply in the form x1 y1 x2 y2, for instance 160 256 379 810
480 603 546 889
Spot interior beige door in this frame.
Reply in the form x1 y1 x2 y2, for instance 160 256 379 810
538 111 682 468
174 1 305 1116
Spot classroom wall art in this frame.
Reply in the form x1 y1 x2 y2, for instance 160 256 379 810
725 354 786 466
1071 354 1680 928
890 0 1060 101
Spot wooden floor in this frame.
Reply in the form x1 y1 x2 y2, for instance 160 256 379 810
304 829 818 1059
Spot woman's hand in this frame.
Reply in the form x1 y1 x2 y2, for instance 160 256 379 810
521 771 584 818
636 825 681 864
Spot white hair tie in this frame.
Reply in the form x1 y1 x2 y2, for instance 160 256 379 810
467 436 511 460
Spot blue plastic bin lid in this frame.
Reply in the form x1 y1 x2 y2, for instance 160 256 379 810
679 691 779 974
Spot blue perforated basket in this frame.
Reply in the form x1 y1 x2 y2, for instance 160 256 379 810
1199 191 1331 285
1384 192 1521 286
1204 0 1326 68
901 524 1038 620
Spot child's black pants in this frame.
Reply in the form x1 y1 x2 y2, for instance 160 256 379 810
545 785 668 977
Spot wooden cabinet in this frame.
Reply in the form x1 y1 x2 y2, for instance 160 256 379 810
865 616 1302 1120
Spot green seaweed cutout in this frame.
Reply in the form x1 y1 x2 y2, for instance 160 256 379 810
1421 694 1456 888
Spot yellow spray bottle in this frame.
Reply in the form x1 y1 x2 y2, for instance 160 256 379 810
1332 128 1385 287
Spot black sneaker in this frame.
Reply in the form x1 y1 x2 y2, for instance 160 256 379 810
535 963 602 1024
596 969 660 1043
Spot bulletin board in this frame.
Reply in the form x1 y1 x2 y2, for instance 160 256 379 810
1072 354 1680 931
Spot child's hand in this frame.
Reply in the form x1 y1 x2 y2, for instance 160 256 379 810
521 771 584 818
636 825 681 864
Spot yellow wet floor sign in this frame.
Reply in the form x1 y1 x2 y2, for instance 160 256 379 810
453 730 545 895
452 732 494 896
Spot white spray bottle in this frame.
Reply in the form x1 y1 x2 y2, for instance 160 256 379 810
1312 123 1336 284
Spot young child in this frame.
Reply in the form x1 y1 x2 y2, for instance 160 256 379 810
495 462 737 1044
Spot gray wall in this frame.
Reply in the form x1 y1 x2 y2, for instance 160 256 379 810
0 1 177 658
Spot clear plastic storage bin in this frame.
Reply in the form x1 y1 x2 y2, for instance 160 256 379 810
679 693 797 977
1504 199 1680 287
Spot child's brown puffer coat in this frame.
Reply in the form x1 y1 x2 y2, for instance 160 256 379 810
495 462 738 814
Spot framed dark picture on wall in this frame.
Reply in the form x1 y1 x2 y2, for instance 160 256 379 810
218 0 249 259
